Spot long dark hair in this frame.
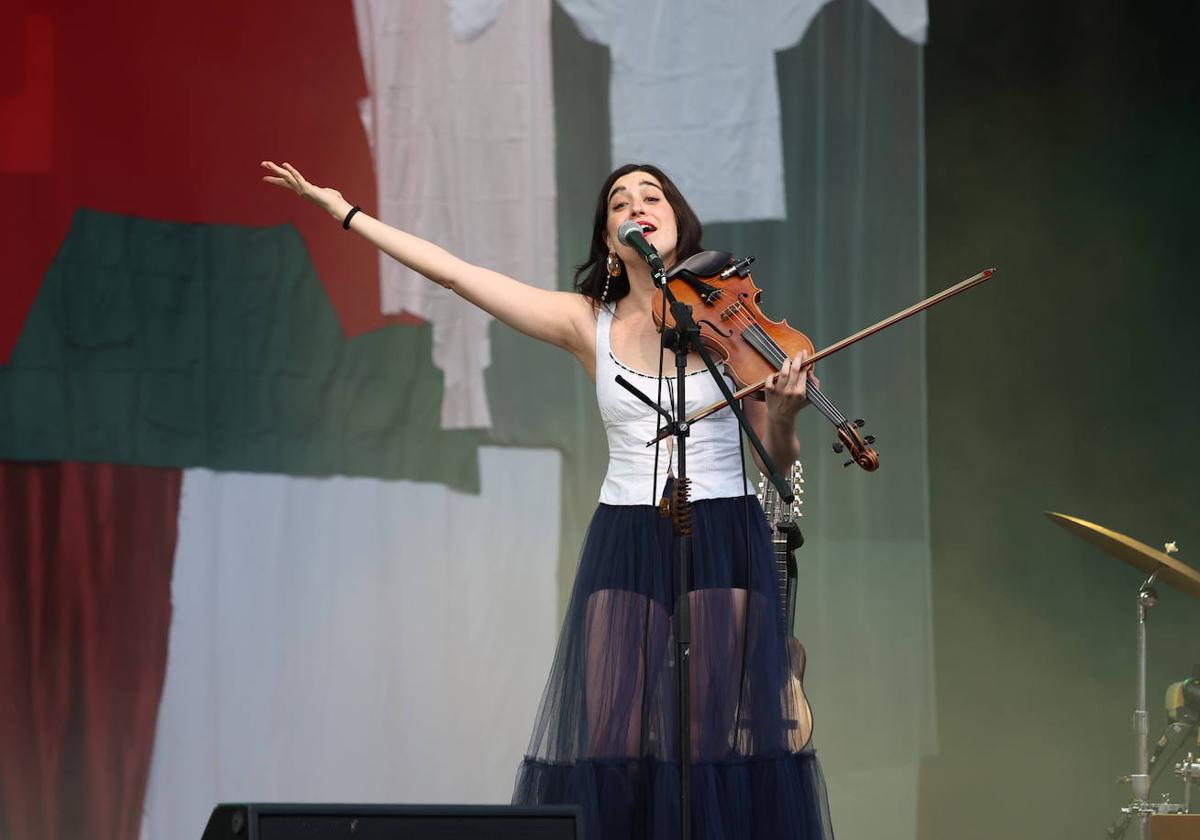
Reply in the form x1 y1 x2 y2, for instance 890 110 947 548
574 163 704 304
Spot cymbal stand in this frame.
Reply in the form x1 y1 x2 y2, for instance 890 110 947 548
1178 753 1200 813
1117 569 1160 840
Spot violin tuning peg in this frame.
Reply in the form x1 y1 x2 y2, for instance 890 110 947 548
832 442 844 454
854 418 866 428
865 435 876 445
843 459 854 468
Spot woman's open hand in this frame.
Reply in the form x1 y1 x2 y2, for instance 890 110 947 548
260 161 352 221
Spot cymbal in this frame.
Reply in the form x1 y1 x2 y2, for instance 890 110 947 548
1045 512 1200 599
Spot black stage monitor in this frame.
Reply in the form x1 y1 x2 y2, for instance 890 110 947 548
201 803 584 840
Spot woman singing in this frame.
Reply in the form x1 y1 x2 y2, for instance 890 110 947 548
262 159 833 840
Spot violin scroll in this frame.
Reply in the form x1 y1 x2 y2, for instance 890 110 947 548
831 418 880 471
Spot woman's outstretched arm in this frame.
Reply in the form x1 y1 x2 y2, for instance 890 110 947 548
261 161 592 358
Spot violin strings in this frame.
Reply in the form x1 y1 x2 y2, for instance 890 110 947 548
678 290 789 375
683 282 852 429
807 387 849 426
702 293 790 368
695 299 809 392
710 301 850 426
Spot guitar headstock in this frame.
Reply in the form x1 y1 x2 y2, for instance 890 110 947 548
757 473 776 523
757 462 804 528
786 462 804 523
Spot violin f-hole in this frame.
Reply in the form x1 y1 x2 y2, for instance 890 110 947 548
698 318 733 338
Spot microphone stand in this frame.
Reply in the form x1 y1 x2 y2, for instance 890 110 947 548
614 249 794 840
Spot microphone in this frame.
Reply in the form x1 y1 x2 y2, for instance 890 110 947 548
617 219 665 276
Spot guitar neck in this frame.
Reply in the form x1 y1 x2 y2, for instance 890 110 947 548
758 462 803 627
774 531 790 623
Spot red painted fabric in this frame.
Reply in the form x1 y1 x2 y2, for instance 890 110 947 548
0 0 420 365
0 461 182 840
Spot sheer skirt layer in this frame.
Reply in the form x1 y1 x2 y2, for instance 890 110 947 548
513 497 834 840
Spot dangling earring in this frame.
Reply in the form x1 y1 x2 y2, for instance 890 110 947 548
603 250 621 301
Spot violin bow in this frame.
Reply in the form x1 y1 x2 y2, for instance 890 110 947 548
650 267 996 444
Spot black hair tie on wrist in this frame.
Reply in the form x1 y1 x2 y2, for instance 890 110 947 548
342 206 361 230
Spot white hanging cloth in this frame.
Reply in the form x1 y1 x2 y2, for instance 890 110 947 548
140 448 562 840
354 0 557 429
557 0 927 223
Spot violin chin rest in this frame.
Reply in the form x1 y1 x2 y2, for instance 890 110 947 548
665 249 733 281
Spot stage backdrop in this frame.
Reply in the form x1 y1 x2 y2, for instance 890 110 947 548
0 3 933 840
920 1 1200 837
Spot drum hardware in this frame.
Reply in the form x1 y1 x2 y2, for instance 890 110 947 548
1120 797 1186 818
1045 513 1200 840
1178 754 1200 813
1119 797 1186 819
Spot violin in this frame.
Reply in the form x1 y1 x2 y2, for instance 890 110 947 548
650 250 880 471
648 251 996 470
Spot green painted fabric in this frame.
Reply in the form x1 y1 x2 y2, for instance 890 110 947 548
0 209 488 491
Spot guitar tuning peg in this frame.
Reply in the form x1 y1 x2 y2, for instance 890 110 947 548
832 441 844 454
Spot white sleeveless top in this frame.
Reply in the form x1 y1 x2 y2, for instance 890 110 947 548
595 304 754 505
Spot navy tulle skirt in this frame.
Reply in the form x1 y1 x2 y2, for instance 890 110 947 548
513 496 834 840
